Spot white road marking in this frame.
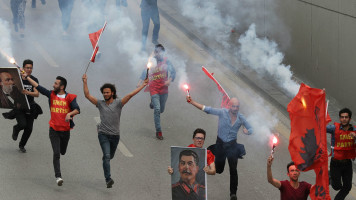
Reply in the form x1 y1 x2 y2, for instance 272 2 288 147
94 117 133 157
32 41 59 68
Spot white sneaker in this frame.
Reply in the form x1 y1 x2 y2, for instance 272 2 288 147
56 177 63 186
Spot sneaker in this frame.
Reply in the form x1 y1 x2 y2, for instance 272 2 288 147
106 179 114 188
149 102 154 109
12 127 20 141
19 146 26 153
230 194 237 200
56 177 63 186
156 132 163 140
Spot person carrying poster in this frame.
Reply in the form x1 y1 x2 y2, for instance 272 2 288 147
168 128 215 175
11 59 42 153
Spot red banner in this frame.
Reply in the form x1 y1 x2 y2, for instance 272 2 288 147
202 66 230 108
287 83 331 199
88 22 107 62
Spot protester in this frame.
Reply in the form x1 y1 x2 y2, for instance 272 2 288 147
58 0 75 35
10 0 27 37
137 44 175 140
267 155 311 200
327 108 356 200
140 0 160 50
12 59 42 153
82 73 148 188
23 74 80 186
186 96 252 200
168 128 216 176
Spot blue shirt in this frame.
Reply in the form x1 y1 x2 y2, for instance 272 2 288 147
204 106 253 142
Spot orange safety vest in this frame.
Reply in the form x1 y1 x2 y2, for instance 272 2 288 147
333 122 356 160
49 92 77 132
144 58 168 95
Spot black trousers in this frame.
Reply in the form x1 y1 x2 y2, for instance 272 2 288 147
215 139 238 195
14 110 35 148
330 159 353 200
49 128 70 178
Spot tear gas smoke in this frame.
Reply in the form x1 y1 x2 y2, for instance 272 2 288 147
238 24 300 97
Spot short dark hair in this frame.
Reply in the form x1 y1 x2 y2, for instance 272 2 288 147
56 76 67 90
155 44 165 52
193 128 206 139
339 108 352 118
287 161 295 173
179 150 199 166
100 83 117 99
23 59 33 68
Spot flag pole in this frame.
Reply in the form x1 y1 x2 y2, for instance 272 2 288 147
84 61 91 74
85 21 107 74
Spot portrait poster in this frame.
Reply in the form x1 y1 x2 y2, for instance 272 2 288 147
171 146 207 200
0 67 29 110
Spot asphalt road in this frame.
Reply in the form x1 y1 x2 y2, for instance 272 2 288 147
0 0 355 199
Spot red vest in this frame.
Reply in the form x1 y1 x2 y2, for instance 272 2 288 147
49 92 76 131
333 122 356 160
144 58 168 96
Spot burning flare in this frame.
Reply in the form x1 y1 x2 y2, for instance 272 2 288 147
301 97 307 109
9 57 15 64
272 136 278 145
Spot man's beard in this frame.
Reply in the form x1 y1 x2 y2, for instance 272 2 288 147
104 95 113 101
53 87 60 94
3 85 13 94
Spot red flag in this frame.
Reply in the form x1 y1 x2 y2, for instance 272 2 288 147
287 83 331 200
88 22 107 62
202 66 230 108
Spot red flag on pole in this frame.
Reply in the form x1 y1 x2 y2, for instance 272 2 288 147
287 83 331 200
202 66 230 108
89 22 107 63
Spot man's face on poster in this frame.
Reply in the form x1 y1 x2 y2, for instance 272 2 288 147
179 155 199 184
0 72 14 94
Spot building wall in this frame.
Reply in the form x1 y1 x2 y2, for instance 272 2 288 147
271 0 356 111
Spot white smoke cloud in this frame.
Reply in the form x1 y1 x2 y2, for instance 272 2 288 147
179 0 236 49
238 24 299 96
0 18 13 61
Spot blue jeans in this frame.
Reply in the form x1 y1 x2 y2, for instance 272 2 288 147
141 6 160 46
98 133 120 182
58 0 74 31
151 93 168 132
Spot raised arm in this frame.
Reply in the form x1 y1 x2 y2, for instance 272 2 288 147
22 74 38 88
22 87 39 97
267 155 281 188
122 78 149 106
82 74 98 106
186 96 205 110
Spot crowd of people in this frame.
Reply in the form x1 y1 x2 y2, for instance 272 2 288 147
2 1 356 200
9 0 157 50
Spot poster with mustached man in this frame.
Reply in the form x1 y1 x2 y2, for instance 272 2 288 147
171 146 207 200
0 67 29 110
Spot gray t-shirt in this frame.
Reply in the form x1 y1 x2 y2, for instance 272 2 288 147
97 99 123 135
